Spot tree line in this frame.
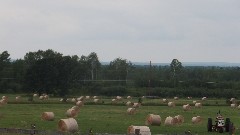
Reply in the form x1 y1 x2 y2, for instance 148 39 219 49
0 50 240 98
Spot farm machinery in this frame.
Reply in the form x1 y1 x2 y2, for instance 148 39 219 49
207 111 235 134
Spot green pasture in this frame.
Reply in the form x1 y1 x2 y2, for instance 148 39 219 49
0 94 239 134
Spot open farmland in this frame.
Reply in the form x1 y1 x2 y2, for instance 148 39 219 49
0 95 239 135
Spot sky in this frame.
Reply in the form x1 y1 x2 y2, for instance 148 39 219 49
0 0 240 63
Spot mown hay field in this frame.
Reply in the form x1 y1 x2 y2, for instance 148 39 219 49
0 95 239 135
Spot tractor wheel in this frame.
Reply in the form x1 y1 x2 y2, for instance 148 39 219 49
218 127 223 133
207 118 212 132
225 118 230 132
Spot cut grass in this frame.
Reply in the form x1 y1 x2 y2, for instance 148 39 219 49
0 103 239 135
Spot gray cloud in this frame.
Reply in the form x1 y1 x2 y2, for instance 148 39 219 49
0 0 240 62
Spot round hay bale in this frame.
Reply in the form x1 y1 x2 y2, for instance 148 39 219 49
192 116 202 124
76 101 84 107
162 99 168 103
126 101 134 106
164 116 178 126
15 96 21 102
77 96 84 101
168 102 175 107
60 98 64 102
193 100 197 104
39 96 44 100
174 97 179 100
111 99 117 104
174 115 184 124
0 99 7 104
127 108 136 115
230 98 236 102
187 97 192 99
127 96 132 99
145 114 161 126
71 106 80 112
93 99 100 103
93 96 98 99
231 103 237 108
127 125 151 135
116 96 122 100
41 112 54 121
33 94 38 97
237 105 240 109
132 103 141 108
85 96 90 99
66 109 78 117
71 98 76 102
195 103 202 108
2 96 8 100
58 118 78 133
202 97 207 101
183 104 191 111
44 95 49 99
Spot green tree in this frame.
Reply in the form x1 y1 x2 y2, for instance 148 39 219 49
170 59 183 87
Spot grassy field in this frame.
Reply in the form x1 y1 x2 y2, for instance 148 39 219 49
0 95 239 134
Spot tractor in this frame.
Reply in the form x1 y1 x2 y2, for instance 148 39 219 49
207 111 234 133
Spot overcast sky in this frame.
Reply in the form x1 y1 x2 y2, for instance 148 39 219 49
0 0 240 63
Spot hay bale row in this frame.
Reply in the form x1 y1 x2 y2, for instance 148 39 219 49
127 125 151 135
192 116 202 124
145 114 161 126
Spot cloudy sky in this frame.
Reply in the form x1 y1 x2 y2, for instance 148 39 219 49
0 0 240 63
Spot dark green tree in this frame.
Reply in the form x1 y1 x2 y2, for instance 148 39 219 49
170 59 183 87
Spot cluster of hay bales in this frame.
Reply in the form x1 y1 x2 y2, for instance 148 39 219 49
58 118 78 133
145 114 161 126
192 116 202 124
127 125 151 135
195 103 202 108
168 102 175 107
183 104 191 111
164 115 184 126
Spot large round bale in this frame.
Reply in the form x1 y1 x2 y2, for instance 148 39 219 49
76 101 84 107
58 118 78 133
116 96 122 100
66 109 78 117
193 100 197 104
15 96 21 102
230 98 236 103
77 96 84 101
202 97 207 101
192 116 202 124
33 94 38 97
111 99 117 104
187 97 192 99
127 96 132 99
93 99 100 103
41 112 54 121
71 98 76 102
183 104 191 111
164 116 178 126
174 115 184 124
85 96 90 100
127 108 136 115
93 96 98 99
145 114 161 126
237 105 240 109
174 97 179 100
126 101 134 106
71 106 80 112
127 125 151 135
2 96 8 100
132 103 141 108
44 95 49 100
168 102 175 107
39 96 44 100
60 98 64 102
162 99 168 103
195 103 202 108
231 104 237 108
0 99 7 105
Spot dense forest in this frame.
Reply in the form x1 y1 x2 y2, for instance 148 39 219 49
0 49 240 98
